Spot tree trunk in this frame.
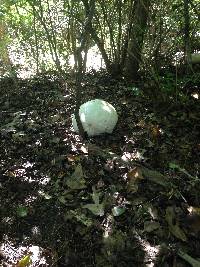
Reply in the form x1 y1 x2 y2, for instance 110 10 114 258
183 0 192 73
124 0 150 80
81 0 112 73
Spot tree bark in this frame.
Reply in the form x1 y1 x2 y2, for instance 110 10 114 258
183 0 192 72
74 0 96 139
124 0 150 80
81 0 112 73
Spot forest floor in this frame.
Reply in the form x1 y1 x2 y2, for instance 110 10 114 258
0 70 200 267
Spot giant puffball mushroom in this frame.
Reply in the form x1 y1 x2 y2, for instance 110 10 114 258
191 53 200 64
72 99 118 137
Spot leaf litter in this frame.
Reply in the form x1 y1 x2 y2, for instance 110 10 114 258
0 71 200 266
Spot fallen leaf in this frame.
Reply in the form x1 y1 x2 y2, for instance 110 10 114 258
127 167 144 181
149 124 162 139
83 187 104 216
39 191 52 199
16 254 32 267
144 221 160 232
165 206 187 242
84 203 104 216
112 206 126 217
127 167 143 192
65 209 93 226
141 167 169 187
16 206 28 218
66 163 86 189
58 195 67 204
178 249 200 267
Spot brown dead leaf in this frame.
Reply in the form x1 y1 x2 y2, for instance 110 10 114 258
127 167 144 181
127 167 143 193
150 124 162 139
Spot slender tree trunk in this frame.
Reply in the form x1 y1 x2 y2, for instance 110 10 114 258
183 0 192 72
81 0 112 73
0 19 14 75
124 0 150 80
74 0 96 139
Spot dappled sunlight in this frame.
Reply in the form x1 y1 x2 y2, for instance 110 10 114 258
191 92 199 99
2 217 14 226
134 233 161 267
102 214 113 238
24 195 38 205
0 237 49 266
0 0 199 264
31 226 41 238
7 44 105 79
4 161 51 185
68 45 105 71
121 149 145 162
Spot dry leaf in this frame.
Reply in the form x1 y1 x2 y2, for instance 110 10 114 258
127 167 144 181
127 167 143 192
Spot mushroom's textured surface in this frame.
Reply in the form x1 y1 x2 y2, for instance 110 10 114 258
72 99 118 136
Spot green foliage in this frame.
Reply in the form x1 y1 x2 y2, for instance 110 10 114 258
159 72 176 95
83 187 105 216
0 0 199 89
16 205 28 217
112 206 126 217
65 163 87 190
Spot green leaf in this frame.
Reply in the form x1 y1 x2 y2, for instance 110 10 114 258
17 254 32 267
83 203 104 216
91 186 100 204
112 206 126 217
16 206 28 217
144 221 160 232
169 162 179 169
65 209 93 226
83 187 104 216
169 163 196 179
58 195 66 204
66 163 86 189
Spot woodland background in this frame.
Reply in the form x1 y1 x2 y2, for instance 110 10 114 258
0 0 200 266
